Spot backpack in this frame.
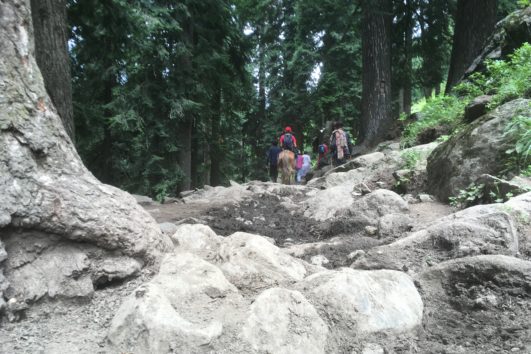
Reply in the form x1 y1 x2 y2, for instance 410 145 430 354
283 133 294 150
318 144 326 154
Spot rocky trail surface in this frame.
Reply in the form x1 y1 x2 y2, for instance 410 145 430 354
1 122 530 353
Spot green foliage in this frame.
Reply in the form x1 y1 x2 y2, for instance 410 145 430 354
503 113 531 175
517 0 530 8
449 183 486 208
400 150 421 169
401 94 466 147
401 43 531 149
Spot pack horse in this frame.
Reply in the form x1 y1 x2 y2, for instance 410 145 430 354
277 150 296 185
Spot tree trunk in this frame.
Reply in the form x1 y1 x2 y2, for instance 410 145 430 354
403 0 413 116
357 0 393 149
0 0 171 306
210 87 223 186
445 0 497 93
30 0 74 141
178 119 193 191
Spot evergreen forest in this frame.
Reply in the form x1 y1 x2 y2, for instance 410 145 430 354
58 0 525 198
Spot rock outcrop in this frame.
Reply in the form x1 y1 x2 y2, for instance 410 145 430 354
427 98 531 201
465 7 531 80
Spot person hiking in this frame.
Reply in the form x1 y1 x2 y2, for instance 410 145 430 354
279 126 297 152
317 143 330 169
266 140 282 182
296 151 312 183
329 121 349 167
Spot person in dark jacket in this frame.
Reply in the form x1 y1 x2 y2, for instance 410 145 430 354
266 141 282 182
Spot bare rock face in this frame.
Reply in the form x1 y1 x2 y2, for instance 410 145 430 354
0 0 172 309
242 288 328 354
427 99 531 201
352 197 523 273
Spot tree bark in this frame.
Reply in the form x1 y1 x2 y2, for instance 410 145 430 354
445 0 497 93
0 0 171 305
30 0 75 141
403 0 413 116
357 0 393 149
210 87 223 186
178 119 193 191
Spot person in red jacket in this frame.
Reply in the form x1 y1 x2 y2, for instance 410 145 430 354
279 126 297 151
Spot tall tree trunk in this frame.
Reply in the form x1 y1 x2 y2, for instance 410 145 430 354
0 0 170 305
445 0 497 93
403 0 413 116
210 87 222 186
30 0 74 141
357 0 393 149
178 119 193 191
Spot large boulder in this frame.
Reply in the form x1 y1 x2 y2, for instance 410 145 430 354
242 288 328 354
352 199 522 273
298 268 423 335
108 252 245 354
217 232 307 291
417 255 531 353
427 99 531 201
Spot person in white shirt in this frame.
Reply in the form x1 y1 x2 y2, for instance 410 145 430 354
296 152 312 183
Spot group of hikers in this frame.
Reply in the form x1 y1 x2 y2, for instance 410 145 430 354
266 121 354 184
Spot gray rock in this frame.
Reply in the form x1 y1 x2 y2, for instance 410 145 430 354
92 257 142 287
418 194 435 203
243 288 328 354
362 343 385 354
348 189 409 223
108 252 242 354
161 197 181 204
464 95 493 123
131 194 154 206
353 201 520 273
474 174 531 203
159 222 179 235
298 268 423 334
218 232 307 291
378 213 413 238
353 182 372 195
365 226 378 236
0 240 6 263
427 99 531 201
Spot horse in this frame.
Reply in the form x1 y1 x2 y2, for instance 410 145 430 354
277 149 296 185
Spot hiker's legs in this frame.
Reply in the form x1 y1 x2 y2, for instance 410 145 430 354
270 165 278 182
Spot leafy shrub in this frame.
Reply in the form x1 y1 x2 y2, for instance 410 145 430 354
401 43 531 148
503 113 531 175
400 150 421 169
449 183 486 208
401 94 466 148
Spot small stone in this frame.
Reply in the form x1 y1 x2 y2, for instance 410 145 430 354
310 255 329 267
347 250 365 261
364 226 378 236
418 194 434 202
